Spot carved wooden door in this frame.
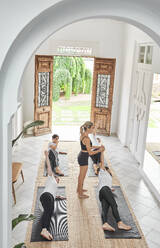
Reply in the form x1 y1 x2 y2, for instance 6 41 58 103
128 43 153 164
129 63 153 163
34 55 53 136
91 58 116 135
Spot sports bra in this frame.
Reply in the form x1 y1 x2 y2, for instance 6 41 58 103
80 136 92 151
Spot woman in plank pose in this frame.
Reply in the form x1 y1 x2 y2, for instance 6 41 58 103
77 121 105 198
40 151 65 240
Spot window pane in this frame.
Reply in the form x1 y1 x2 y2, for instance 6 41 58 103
38 72 50 107
138 46 145 63
96 74 110 108
146 46 153 64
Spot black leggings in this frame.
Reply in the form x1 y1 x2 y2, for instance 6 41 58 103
99 186 121 223
90 149 101 164
40 192 55 229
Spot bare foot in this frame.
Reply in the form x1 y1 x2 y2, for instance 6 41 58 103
40 228 53 240
102 222 115 232
82 189 88 192
78 194 89 199
55 168 64 176
76 189 88 193
93 165 98 175
118 221 131 231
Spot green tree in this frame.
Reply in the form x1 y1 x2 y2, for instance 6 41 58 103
53 70 60 101
73 72 81 95
72 57 86 94
53 69 72 100
53 56 76 78
53 56 91 96
84 68 92 94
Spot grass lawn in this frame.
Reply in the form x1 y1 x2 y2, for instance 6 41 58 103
52 100 91 126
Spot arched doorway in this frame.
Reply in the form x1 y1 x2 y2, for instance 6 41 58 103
1 1 160 246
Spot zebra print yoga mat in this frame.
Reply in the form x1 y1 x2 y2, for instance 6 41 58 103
95 186 141 239
44 154 69 177
31 186 68 242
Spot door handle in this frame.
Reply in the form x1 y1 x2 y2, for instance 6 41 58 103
43 107 45 111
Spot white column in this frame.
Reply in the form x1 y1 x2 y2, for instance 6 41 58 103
0 117 12 248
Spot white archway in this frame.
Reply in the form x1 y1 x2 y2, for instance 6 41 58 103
1 0 160 246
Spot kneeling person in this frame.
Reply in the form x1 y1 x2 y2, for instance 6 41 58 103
40 151 65 240
48 134 67 176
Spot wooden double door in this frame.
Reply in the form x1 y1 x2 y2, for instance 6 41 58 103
34 55 116 136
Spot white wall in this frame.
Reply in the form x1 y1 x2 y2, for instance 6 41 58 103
22 19 125 134
2 1 160 246
0 0 59 70
117 24 160 145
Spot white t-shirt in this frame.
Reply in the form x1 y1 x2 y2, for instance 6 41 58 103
98 168 112 193
42 175 58 197
39 175 58 211
48 142 59 152
89 134 100 146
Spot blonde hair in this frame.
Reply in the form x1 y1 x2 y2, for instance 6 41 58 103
80 121 93 135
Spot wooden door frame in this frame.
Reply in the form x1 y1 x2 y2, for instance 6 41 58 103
91 57 116 135
34 54 115 135
34 55 53 136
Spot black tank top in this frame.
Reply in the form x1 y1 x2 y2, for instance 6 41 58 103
80 136 92 151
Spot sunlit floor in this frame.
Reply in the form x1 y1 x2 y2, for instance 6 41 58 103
12 131 160 248
146 128 160 143
52 125 80 141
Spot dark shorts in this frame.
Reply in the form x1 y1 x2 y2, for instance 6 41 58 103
78 151 89 166
90 149 101 164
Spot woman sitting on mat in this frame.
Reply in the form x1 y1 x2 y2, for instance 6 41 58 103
77 121 105 198
89 126 112 176
40 150 66 240
97 164 131 232
48 134 67 176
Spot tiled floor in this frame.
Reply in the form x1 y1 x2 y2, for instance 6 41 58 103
12 132 160 248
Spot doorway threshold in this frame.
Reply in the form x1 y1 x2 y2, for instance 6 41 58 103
52 125 80 141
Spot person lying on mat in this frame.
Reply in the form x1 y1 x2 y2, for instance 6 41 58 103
48 134 67 176
97 164 131 232
40 150 66 240
89 126 112 176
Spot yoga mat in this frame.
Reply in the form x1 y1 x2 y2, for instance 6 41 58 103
31 186 68 242
87 157 109 177
95 186 141 239
44 154 69 176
